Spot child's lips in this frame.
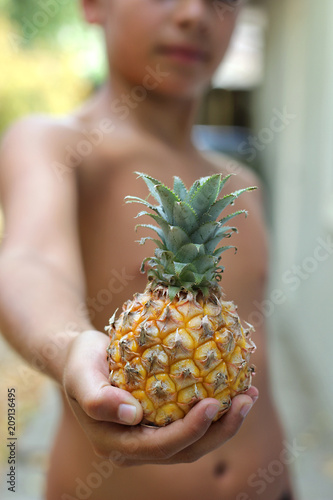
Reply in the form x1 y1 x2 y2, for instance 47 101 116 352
158 45 209 64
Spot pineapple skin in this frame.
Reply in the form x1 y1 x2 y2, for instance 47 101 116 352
106 284 256 427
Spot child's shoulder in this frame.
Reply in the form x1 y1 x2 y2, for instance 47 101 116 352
0 113 90 189
1 114 81 154
0 114 85 218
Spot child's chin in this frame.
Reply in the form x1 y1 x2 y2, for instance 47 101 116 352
153 80 209 100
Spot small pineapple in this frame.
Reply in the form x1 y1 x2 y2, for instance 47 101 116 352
106 172 257 426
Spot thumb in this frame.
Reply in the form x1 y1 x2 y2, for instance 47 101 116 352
63 330 143 425
81 382 144 425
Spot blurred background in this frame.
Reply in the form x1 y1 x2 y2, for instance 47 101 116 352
0 0 332 498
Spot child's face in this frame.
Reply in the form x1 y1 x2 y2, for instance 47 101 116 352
83 0 242 97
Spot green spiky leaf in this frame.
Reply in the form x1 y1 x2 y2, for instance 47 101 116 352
204 227 238 254
185 179 200 203
174 243 199 263
163 225 191 254
135 210 171 232
193 272 206 285
218 210 247 226
202 187 255 223
190 221 218 244
174 261 194 275
155 184 180 224
219 174 233 193
136 224 166 245
125 196 158 210
178 269 196 282
134 172 164 203
137 237 165 249
172 202 198 232
190 175 221 218
168 286 180 301
192 255 216 274
173 177 188 201
128 171 256 294
213 245 236 258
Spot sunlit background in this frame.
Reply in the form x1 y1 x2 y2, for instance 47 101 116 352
0 0 333 499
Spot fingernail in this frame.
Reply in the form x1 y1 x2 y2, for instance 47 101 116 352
251 394 259 404
118 404 137 424
205 404 220 420
240 403 253 418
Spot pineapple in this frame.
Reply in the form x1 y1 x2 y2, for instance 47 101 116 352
105 172 257 427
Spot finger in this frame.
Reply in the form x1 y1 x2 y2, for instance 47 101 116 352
123 387 259 465
64 330 143 425
242 385 259 404
69 383 257 464
134 397 229 461
148 386 259 461
78 397 223 462
166 389 259 464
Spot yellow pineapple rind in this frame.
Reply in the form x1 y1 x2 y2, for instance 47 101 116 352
106 286 256 427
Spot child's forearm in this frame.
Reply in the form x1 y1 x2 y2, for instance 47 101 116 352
0 253 94 385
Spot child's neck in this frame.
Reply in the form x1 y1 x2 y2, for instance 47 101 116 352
102 73 201 152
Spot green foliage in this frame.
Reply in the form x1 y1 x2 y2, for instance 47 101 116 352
0 15 92 135
4 0 79 47
0 2 107 135
126 172 257 297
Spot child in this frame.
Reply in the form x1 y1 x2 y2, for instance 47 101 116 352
0 1 292 498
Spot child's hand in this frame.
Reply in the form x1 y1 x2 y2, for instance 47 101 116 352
63 330 258 466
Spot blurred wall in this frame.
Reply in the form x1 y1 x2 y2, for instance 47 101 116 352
254 0 333 498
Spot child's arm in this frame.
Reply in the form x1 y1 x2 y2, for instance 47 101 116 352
0 118 92 383
0 117 257 466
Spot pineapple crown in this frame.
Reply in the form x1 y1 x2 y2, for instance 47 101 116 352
126 172 256 300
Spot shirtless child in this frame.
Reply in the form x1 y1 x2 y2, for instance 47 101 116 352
0 1 292 499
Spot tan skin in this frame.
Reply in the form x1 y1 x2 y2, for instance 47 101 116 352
0 1 292 498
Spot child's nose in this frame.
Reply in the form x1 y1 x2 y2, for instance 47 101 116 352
172 0 208 30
